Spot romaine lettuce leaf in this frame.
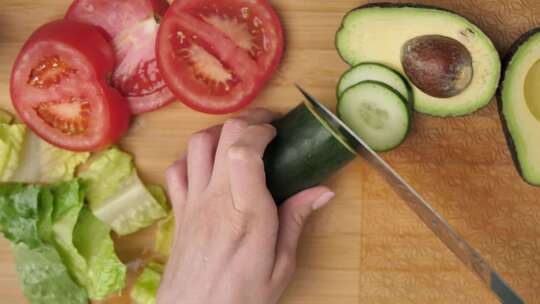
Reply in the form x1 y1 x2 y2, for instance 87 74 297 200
48 181 89 292
147 184 169 210
79 147 133 208
0 183 88 304
130 262 164 304
155 212 174 256
48 181 126 300
0 109 13 124
0 123 26 182
11 132 89 183
13 243 88 304
0 184 43 248
79 148 168 235
1 181 126 302
73 207 126 299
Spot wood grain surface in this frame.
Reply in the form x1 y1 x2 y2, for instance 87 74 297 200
1 0 540 303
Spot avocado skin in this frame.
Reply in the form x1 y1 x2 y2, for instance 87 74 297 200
497 27 540 186
335 2 477 65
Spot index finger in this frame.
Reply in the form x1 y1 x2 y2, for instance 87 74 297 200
211 108 279 184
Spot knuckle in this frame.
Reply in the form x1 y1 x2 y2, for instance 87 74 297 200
291 211 308 230
165 164 177 177
229 215 250 241
227 145 258 161
188 130 214 147
223 118 248 132
166 160 184 178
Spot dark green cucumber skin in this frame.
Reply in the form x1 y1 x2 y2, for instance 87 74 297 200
263 103 356 203
497 27 540 186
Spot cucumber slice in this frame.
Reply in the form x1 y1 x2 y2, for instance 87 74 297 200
263 102 356 203
338 81 411 152
337 63 412 102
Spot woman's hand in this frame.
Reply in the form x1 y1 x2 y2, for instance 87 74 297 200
157 108 335 304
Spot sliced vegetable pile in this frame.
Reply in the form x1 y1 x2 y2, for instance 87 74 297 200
79 147 169 236
338 80 412 152
336 3 500 117
0 109 171 303
334 2 540 187
4 0 283 302
0 110 89 183
157 0 284 114
10 0 284 152
0 181 125 303
10 20 131 152
333 3 502 152
336 63 413 152
66 0 174 114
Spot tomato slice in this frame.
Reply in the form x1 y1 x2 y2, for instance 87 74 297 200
66 0 175 114
157 0 284 114
10 20 130 152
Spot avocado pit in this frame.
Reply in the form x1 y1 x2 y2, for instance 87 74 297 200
401 35 473 98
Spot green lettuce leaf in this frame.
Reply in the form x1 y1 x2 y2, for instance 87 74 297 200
37 188 54 243
11 132 89 183
130 262 164 304
0 124 26 182
0 109 13 124
0 182 88 304
1 181 126 302
147 184 169 211
79 148 167 235
48 181 89 291
155 212 174 256
73 207 126 299
48 181 126 300
13 243 88 304
0 184 43 248
79 147 133 208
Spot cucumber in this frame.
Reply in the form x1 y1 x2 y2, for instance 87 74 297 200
338 81 411 152
264 102 356 203
337 63 412 103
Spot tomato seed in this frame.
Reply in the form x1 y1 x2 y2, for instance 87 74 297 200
28 55 76 88
34 98 90 135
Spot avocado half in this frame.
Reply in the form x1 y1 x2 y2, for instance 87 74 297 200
499 28 540 186
336 3 501 117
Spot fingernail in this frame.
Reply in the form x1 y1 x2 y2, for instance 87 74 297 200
312 192 335 210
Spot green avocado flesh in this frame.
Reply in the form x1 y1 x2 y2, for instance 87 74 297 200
336 4 501 116
500 29 540 185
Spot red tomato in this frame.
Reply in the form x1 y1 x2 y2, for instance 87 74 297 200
157 0 284 114
66 0 175 114
10 20 131 152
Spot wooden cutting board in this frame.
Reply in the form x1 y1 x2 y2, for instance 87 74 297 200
1 0 540 303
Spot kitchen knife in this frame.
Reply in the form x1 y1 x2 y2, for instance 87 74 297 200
296 85 524 304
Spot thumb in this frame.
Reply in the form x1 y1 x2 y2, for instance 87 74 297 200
271 186 335 284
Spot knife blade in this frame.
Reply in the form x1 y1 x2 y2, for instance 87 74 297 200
296 84 524 304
